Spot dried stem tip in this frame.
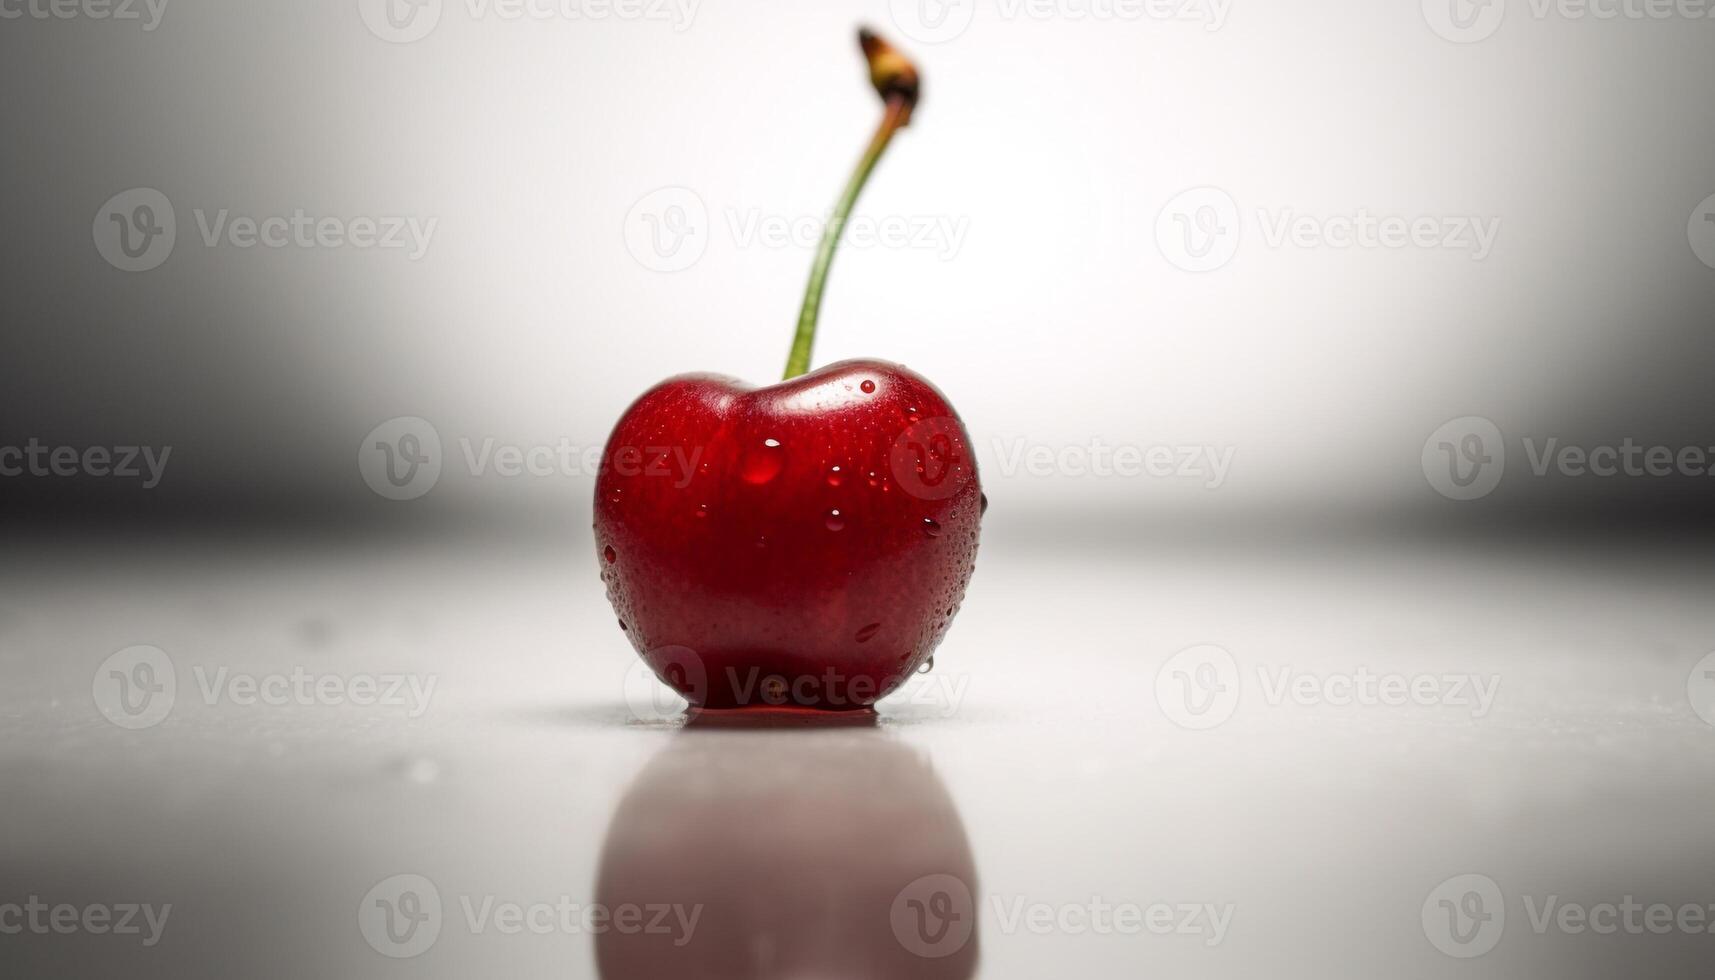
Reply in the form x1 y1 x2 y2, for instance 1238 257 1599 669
858 27 920 125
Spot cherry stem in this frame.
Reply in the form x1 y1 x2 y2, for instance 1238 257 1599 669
784 30 920 380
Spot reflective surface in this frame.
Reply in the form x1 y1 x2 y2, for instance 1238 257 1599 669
3 529 1714 978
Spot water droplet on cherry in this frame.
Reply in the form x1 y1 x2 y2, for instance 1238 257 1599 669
980 492 989 514
860 379 876 394
694 504 709 518
855 622 882 643
827 465 843 487
922 517 942 538
603 545 616 563
825 509 845 532
618 619 628 631
918 656 935 674
741 438 785 484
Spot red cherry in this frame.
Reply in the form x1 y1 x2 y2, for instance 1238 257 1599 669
595 359 980 711
596 31 978 712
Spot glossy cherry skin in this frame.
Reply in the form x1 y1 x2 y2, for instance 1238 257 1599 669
595 358 982 711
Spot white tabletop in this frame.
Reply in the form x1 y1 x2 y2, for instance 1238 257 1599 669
4 527 1713 978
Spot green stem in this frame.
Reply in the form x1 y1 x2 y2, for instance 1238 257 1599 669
784 96 910 380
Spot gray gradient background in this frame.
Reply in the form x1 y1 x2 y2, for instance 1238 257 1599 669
4 3 1715 980
3 0 1713 533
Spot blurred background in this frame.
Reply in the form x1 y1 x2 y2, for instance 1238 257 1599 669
4 1 1715 978
4 0 1713 536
